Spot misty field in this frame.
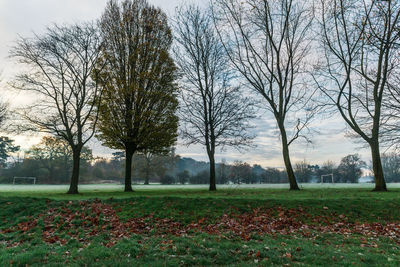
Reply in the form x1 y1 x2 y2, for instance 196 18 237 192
2 182 400 193
1 186 400 266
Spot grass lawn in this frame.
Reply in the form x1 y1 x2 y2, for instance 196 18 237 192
0 185 399 266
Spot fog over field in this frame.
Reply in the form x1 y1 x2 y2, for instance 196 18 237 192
1 183 400 193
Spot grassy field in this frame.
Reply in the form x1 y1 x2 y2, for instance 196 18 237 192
1 185 400 266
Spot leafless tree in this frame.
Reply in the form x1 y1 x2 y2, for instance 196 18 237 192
0 102 6 127
316 0 400 191
174 5 255 191
381 66 400 150
10 23 104 194
142 151 155 185
0 75 8 128
212 0 316 190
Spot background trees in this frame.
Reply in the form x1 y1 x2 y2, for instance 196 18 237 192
294 160 313 183
0 137 19 167
133 151 158 185
25 136 93 184
177 170 190 185
134 149 178 184
1 137 93 184
174 4 255 191
229 161 252 184
216 159 229 184
10 23 104 194
97 0 179 192
213 0 316 190
1 141 394 184
260 168 288 184
381 153 400 183
317 0 400 191
336 154 365 183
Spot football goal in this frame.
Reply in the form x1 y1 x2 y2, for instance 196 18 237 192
13 177 37 185
321 174 334 184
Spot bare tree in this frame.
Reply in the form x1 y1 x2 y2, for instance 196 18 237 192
212 0 316 190
0 75 8 127
381 67 400 150
136 150 159 185
142 151 154 185
0 102 6 127
10 23 104 194
174 5 255 191
316 0 400 191
381 153 400 183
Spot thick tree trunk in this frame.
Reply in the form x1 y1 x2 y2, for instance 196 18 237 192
208 152 217 191
125 149 134 192
370 141 387 191
279 125 300 190
67 148 81 194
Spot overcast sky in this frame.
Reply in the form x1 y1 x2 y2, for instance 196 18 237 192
0 0 371 168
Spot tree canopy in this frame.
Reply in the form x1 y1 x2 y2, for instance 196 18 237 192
97 0 179 192
0 137 19 167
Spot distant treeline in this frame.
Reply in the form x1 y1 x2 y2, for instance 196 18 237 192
2 137 400 185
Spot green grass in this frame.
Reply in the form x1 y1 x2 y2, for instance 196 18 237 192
1 187 400 266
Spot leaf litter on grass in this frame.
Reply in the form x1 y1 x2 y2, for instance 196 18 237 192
1 199 399 248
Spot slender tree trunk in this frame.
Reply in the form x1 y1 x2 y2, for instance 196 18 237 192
67 148 81 194
125 148 134 192
370 140 387 191
279 125 300 190
208 151 217 191
144 159 150 185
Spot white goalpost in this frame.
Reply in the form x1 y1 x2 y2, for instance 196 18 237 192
13 177 37 185
321 174 334 184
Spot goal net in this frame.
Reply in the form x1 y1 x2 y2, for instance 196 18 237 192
321 174 334 184
13 177 37 185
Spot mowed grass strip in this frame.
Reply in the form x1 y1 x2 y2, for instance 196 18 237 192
0 188 399 266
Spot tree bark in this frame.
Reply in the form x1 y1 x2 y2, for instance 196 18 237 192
370 141 387 191
67 148 81 194
208 151 217 191
279 125 300 190
144 158 150 185
125 148 134 192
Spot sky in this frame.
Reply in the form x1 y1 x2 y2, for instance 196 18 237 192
0 0 371 168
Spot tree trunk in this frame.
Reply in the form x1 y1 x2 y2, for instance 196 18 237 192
125 148 134 192
67 148 81 194
208 151 217 191
144 158 150 185
279 125 300 190
370 141 387 191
